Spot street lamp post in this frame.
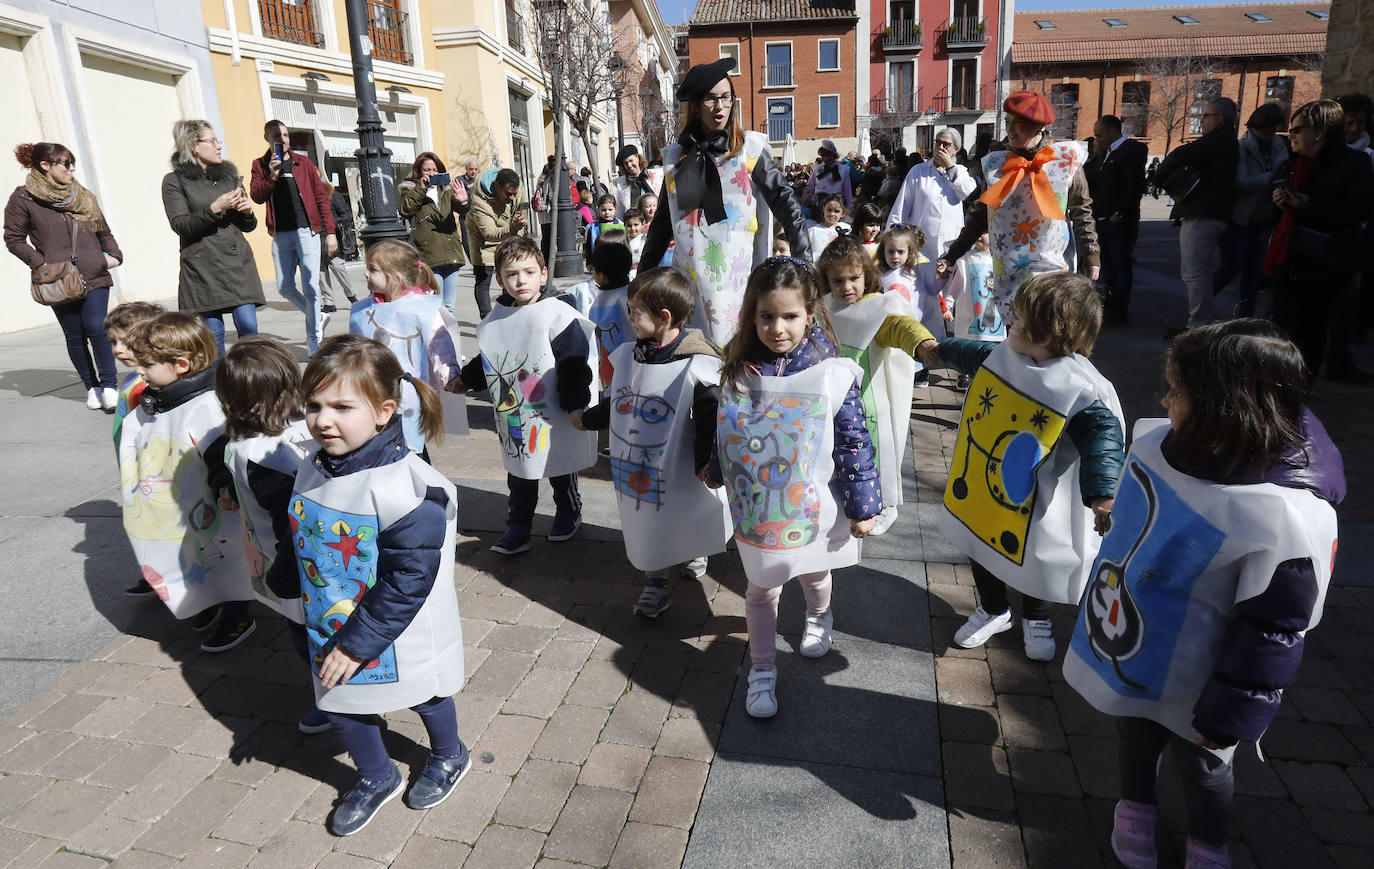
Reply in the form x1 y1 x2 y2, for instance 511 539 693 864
537 0 584 278
342 0 409 246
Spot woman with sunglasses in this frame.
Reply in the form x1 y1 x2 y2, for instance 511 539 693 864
5 142 124 411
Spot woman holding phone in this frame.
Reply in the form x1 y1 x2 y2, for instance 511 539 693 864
161 119 263 356
398 152 468 314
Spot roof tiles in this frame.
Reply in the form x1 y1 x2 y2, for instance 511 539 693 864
689 0 858 26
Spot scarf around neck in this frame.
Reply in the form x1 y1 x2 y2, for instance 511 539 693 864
675 126 730 225
24 168 106 231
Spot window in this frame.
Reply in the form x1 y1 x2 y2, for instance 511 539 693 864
1034 19 1056 30
888 61 915 113
1049 83 1079 140
1265 75 1295 119
819 94 839 128
1121 81 1149 138
1174 14 1199 25
767 98 793 143
952 59 977 110
1307 10 1329 20
259 0 325 48
765 43 793 87
1104 18 1127 27
1188 78 1222 134
718 43 740 75
818 39 839 71
1246 13 1272 22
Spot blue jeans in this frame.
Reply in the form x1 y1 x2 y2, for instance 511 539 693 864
434 263 462 313
200 304 259 358
271 227 323 353
51 285 117 390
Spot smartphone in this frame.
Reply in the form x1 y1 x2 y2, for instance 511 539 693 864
430 172 450 187
272 142 284 161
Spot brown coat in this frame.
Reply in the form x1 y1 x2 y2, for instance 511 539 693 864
3 187 123 290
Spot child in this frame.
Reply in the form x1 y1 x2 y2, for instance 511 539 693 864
852 202 884 261
636 193 674 270
772 235 791 258
105 301 166 458
704 256 881 718
805 194 849 264
942 232 1001 390
1064 320 1343 869
586 235 635 388
457 237 597 555
877 224 938 385
585 193 625 258
624 207 646 270
570 268 731 617
349 239 464 458
293 335 468 836
926 273 1123 662
119 312 254 651
819 237 937 537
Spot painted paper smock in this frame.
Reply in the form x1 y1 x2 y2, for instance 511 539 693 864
589 285 632 390
982 141 1087 304
948 250 1007 342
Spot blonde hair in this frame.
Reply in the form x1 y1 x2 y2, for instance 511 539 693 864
302 335 443 445
129 312 218 374
171 120 214 167
1290 99 1345 150
1012 272 1102 357
876 225 926 271
365 239 439 298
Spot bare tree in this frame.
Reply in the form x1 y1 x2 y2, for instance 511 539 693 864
1138 47 1216 155
533 0 619 184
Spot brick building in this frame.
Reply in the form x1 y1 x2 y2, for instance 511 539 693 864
1011 2 1329 157
687 0 860 156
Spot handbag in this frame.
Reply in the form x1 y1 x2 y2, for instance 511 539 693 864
532 185 549 213
1291 225 1360 275
1158 162 1203 204
30 217 88 306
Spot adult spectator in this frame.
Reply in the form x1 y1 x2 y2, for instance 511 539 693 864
1267 100 1374 381
318 172 359 314
804 140 853 210
535 154 557 261
1083 114 1148 326
398 151 469 314
1151 98 1238 332
1213 103 1287 318
1340 92 1373 154
159 120 264 357
939 91 1100 315
845 150 865 196
639 57 808 345
466 168 528 319
459 157 480 258
5 141 122 410
1337 93 1374 340
886 127 977 292
249 119 336 354
858 150 886 205
612 144 662 219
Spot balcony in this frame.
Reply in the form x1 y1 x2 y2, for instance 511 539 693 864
258 0 324 49
879 19 923 52
368 1 411 65
762 62 794 88
869 86 923 118
506 3 527 54
930 83 993 114
942 16 989 49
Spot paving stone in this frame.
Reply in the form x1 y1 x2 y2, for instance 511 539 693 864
1272 760 1368 811
0 726 29 758
1017 793 1103 868
5 690 61 727
0 730 79 774
417 769 511 843
467 823 544 869
1303 806 1374 848
335 788 423 864
65 812 151 859
0 827 44 869
23 692 108 732
134 778 250 858
472 713 545 776
177 838 259 869
36 734 120 781
461 617 497 646
7 780 121 840
1006 747 1082 797
940 702 1002 746
34 852 106 868
563 660 630 708
464 650 536 697
213 768 319 846
517 601 569 628
1067 735 1117 800
531 704 610 764
936 657 995 707
454 692 504 745
943 742 1015 811
543 785 634 865
654 717 719 762
177 715 262 760
1231 795 1333 867
119 705 211 748
502 667 576 719
998 694 1068 751
481 624 557 655
578 742 652 792
669 671 735 723
495 758 580 832
195 679 278 717
608 820 689 869
602 688 671 748
629 755 709 828
1050 682 1115 738
1348 766 1374 807
0 772 53 820
391 834 472 869
460 593 530 625
1341 724 1374 766
1286 686 1367 726
536 639 595 671
1233 746 1290 799
986 648 1052 697
245 818 337 868
1262 720 1364 764
948 808 1028 869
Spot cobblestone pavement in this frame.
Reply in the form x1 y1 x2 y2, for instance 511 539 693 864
1 217 1371 867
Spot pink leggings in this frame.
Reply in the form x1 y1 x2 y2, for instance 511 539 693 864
744 570 832 667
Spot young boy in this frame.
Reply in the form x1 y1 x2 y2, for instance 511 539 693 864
921 272 1124 661
624 207 646 272
458 237 597 554
585 193 625 260
570 268 730 616
586 235 635 389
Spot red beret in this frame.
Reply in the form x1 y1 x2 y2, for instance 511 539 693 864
1004 90 1055 126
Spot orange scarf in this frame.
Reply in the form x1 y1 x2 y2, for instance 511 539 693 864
978 146 1065 220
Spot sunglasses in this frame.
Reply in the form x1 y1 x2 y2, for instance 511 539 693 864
47 159 75 169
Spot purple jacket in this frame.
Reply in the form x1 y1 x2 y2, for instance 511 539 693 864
1185 408 1346 745
709 323 882 521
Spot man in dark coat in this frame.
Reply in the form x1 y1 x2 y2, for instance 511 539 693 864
1085 114 1148 326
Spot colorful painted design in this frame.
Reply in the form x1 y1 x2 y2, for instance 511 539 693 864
111 373 146 453
964 258 1006 339
982 142 1085 304
718 392 828 549
609 386 675 509
589 289 631 388
1071 461 1226 699
482 350 552 462
944 366 1068 564
290 495 396 685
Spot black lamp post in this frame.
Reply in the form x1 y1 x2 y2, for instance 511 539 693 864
342 0 409 246
536 0 584 278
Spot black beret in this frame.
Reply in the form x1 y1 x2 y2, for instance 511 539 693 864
615 144 640 166
676 57 736 102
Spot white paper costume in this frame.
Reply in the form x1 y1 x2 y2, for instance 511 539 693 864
805 222 847 264
615 167 664 219
607 342 732 572
291 452 464 714
224 419 313 622
349 293 464 453
879 266 927 322
1064 420 1339 760
717 358 863 587
119 392 251 619
476 298 598 479
939 341 1122 603
981 142 1089 304
588 285 632 390
663 131 775 346
825 293 918 511
947 250 1007 342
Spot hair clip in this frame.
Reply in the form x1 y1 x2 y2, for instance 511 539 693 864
762 255 812 272
400 372 413 383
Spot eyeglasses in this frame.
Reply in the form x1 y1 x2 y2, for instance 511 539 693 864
936 140 956 149
57 159 75 168
1289 124 1311 135
197 137 222 146
702 93 733 107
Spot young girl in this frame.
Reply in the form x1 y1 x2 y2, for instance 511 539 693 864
819 237 937 537
294 335 468 836
705 256 881 718
805 194 850 264
1065 320 1343 869
877 224 939 385
852 202 883 262
636 193 674 270
349 239 464 458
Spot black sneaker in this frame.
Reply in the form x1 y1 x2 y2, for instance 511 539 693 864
914 370 930 388
200 617 256 653
189 605 220 632
956 373 972 391
328 764 404 836
404 747 472 809
490 525 531 555
125 578 157 598
548 511 581 542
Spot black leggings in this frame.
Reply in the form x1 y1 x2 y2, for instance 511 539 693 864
970 559 1052 621
1116 716 1234 847
51 285 116 390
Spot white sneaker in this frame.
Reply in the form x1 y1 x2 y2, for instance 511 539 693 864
745 665 777 718
319 309 333 336
100 387 119 411
1023 617 1056 661
869 506 899 536
683 556 709 579
953 606 1013 648
85 387 102 410
799 609 834 658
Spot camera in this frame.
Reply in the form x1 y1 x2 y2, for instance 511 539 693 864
429 172 450 188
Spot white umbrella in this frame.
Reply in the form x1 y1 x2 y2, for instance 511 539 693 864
781 132 796 167
858 126 871 157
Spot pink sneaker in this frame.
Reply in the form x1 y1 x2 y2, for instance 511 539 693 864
1110 799 1158 869
1184 838 1230 869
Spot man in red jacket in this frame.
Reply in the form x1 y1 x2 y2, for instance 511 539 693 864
250 120 337 353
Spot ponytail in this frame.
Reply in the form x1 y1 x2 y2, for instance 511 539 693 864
409 375 444 444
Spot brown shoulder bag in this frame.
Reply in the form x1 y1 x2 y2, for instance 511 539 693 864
31 217 88 306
